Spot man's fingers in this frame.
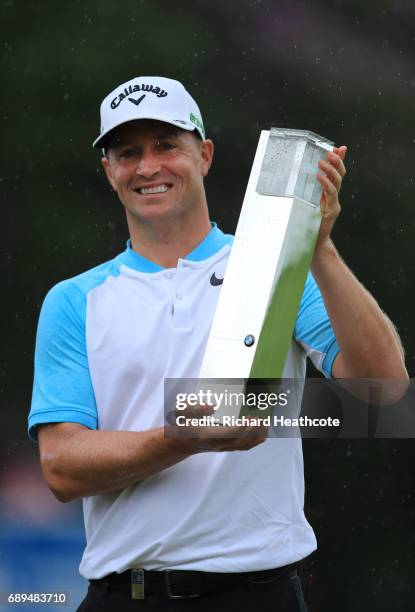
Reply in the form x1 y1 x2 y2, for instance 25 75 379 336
327 147 347 176
318 159 342 191
177 403 216 419
180 421 268 452
229 423 268 448
218 428 267 452
329 154 346 179
317 175 340 206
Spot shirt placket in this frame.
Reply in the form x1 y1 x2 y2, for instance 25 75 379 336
170 260 192 329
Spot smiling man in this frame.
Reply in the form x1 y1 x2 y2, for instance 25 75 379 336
101 118 214 269
28 76 407 612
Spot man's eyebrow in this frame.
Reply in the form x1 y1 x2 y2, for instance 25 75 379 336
108 129 181 151
154 130 180 139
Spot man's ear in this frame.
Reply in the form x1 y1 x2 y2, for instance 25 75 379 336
200 139 214 177
101 156 117 191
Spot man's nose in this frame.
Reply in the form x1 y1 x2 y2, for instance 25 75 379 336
135 150 161 177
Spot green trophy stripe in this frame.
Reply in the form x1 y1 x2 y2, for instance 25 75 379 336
239 199 321 418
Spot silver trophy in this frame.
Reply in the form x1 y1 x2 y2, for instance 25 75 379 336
198 128 333 419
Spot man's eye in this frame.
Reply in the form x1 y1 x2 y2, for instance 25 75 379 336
120 148 140 159
156 141 176 151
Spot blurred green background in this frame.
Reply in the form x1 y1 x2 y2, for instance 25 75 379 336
1 0 414 610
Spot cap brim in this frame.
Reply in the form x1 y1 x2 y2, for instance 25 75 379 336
93 114 200 148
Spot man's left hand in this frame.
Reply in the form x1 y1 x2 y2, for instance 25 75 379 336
314 145 347 254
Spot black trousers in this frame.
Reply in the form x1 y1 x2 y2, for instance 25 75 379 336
77 567 308 611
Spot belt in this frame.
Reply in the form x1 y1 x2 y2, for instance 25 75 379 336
90 563 298 600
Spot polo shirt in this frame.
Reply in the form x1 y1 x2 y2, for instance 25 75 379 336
29 223 339 579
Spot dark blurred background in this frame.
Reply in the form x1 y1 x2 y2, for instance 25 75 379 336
1 0 414 610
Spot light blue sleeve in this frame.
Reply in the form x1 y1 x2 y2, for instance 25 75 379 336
28 280 98 442
294 272 340 378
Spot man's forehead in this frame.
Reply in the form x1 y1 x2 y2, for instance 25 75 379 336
108 120 181 146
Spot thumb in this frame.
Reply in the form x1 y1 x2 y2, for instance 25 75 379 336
334 145 347 160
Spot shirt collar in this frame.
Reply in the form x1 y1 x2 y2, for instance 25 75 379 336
117 222 232 273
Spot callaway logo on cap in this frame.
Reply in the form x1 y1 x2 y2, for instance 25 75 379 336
93 76 205 148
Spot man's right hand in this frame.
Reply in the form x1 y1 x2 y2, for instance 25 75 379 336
167 403 268 454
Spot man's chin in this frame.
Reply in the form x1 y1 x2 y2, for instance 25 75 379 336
125 201 182 223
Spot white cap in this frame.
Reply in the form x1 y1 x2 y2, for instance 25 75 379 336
93 76 205 148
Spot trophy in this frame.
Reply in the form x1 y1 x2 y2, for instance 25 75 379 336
198 128 333 419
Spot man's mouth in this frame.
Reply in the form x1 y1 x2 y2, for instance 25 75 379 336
135 183 172 195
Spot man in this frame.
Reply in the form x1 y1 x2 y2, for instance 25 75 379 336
28 76 407 611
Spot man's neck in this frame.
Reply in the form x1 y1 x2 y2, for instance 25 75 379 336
128 213 212 269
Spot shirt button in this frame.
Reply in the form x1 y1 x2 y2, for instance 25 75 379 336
176 293 183 301
165 271 173 279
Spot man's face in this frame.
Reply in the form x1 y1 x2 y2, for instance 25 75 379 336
101 120 214 224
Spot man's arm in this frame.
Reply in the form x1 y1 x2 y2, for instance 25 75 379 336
38 420 266 503
311 146 408 390
312 241 407 381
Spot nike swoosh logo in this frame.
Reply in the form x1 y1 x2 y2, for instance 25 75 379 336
128 94 146 106
210 272 224 286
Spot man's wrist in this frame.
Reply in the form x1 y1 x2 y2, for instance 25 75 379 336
164 429 198 458
311 239 338 275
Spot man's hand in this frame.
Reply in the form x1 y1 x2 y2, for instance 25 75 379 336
313 145 347 256
167 403 268 454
